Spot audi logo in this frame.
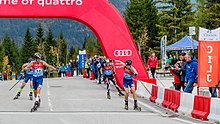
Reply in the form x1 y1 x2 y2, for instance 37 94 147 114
114 49 132 57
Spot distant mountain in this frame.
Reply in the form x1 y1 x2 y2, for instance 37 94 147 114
0 0 129 48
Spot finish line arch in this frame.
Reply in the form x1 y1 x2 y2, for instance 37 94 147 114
0 0 155 88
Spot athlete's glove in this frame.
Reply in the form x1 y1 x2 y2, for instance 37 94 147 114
17 72 24 80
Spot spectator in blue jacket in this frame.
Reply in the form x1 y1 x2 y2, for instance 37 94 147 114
60 64 67 78
184 53 198 93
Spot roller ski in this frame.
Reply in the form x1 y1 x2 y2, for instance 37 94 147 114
30 101 40 112
107 92 111 99
124 100 128 110
29 92 33 100
124 104 128 110
13 92 20 100
134 106 141 111
134 100 141 111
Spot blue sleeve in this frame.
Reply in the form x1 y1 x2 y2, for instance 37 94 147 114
193 62 198 83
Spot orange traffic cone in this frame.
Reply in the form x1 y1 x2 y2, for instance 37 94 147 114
90 71 94 80
83 70 87 78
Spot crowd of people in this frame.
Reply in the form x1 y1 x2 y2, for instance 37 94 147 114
43 60 80 78
167 52 217 97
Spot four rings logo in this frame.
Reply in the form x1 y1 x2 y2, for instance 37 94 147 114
114 49 132 57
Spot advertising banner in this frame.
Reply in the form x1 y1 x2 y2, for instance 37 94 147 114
198 27 220 87
160 35 167 71
79 50 86 69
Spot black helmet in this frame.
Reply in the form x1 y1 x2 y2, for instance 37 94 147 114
34 53 41 59
125 59 132 66
28 58 34 63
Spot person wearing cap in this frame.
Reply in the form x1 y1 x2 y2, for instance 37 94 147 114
100 59 124 99
26 52 57 112
13 58 35 100
115 59 141 111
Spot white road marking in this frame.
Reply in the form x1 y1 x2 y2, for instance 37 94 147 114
0 111 158 116
128 97 200 124
173 118 200 124
63 99 109 101
46 79 53 111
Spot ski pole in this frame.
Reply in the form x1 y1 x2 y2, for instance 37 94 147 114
155 76 165 87
133 79 152 96
9 79 21 91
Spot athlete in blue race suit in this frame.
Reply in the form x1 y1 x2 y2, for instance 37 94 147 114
26 53 57 112
13 58 34 100
115 59 141 111
100 59 124 99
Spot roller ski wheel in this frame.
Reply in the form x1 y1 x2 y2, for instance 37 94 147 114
13 93 20 100
124 105 128 110
29 93 33 100
107 94 111 99
107 92 111 99
134 106 141 111
30 101 40 112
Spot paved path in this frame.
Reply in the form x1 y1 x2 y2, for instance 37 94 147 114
0 77 208 124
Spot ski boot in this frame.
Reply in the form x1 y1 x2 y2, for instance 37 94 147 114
124 100 128 110
107 92 111 99
124 104 128 110
118 91 124 96
134 106 141 111
30 101 40 112
13 92 20 100
29 92 33 100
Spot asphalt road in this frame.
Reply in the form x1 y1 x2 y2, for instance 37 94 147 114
0 77 209 124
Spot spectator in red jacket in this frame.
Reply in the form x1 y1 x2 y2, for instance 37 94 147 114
147 52 158 78
170 62 181 91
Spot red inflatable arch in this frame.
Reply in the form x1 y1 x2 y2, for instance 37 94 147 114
0 0 155 88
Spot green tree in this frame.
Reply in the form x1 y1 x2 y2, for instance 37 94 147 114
95 40 103 56
124 0 159 60
84 36 97 57
3 35 21 73
68 46 76 60
21 27 35 64
46 28 56 65
3 34 13 67
0 40 5 72
203 0 220 29
35 23 46 60
11 39 21 73
57 33 67 65
157 0 194 45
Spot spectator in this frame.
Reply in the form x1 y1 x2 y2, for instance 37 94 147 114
176 52 186 91
146 52 158 78
172 55 178 65
67 63 71 72
170 62 181 91
70 60 75 76
44 69 48 78
184 53 198 93
165 55 170 71
85 58 90 78
94 56 101 83
74 59 79 76
3 71 7 80
60 64 67 78
169 55 173 66
209 87 217 97
49 68 54 78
